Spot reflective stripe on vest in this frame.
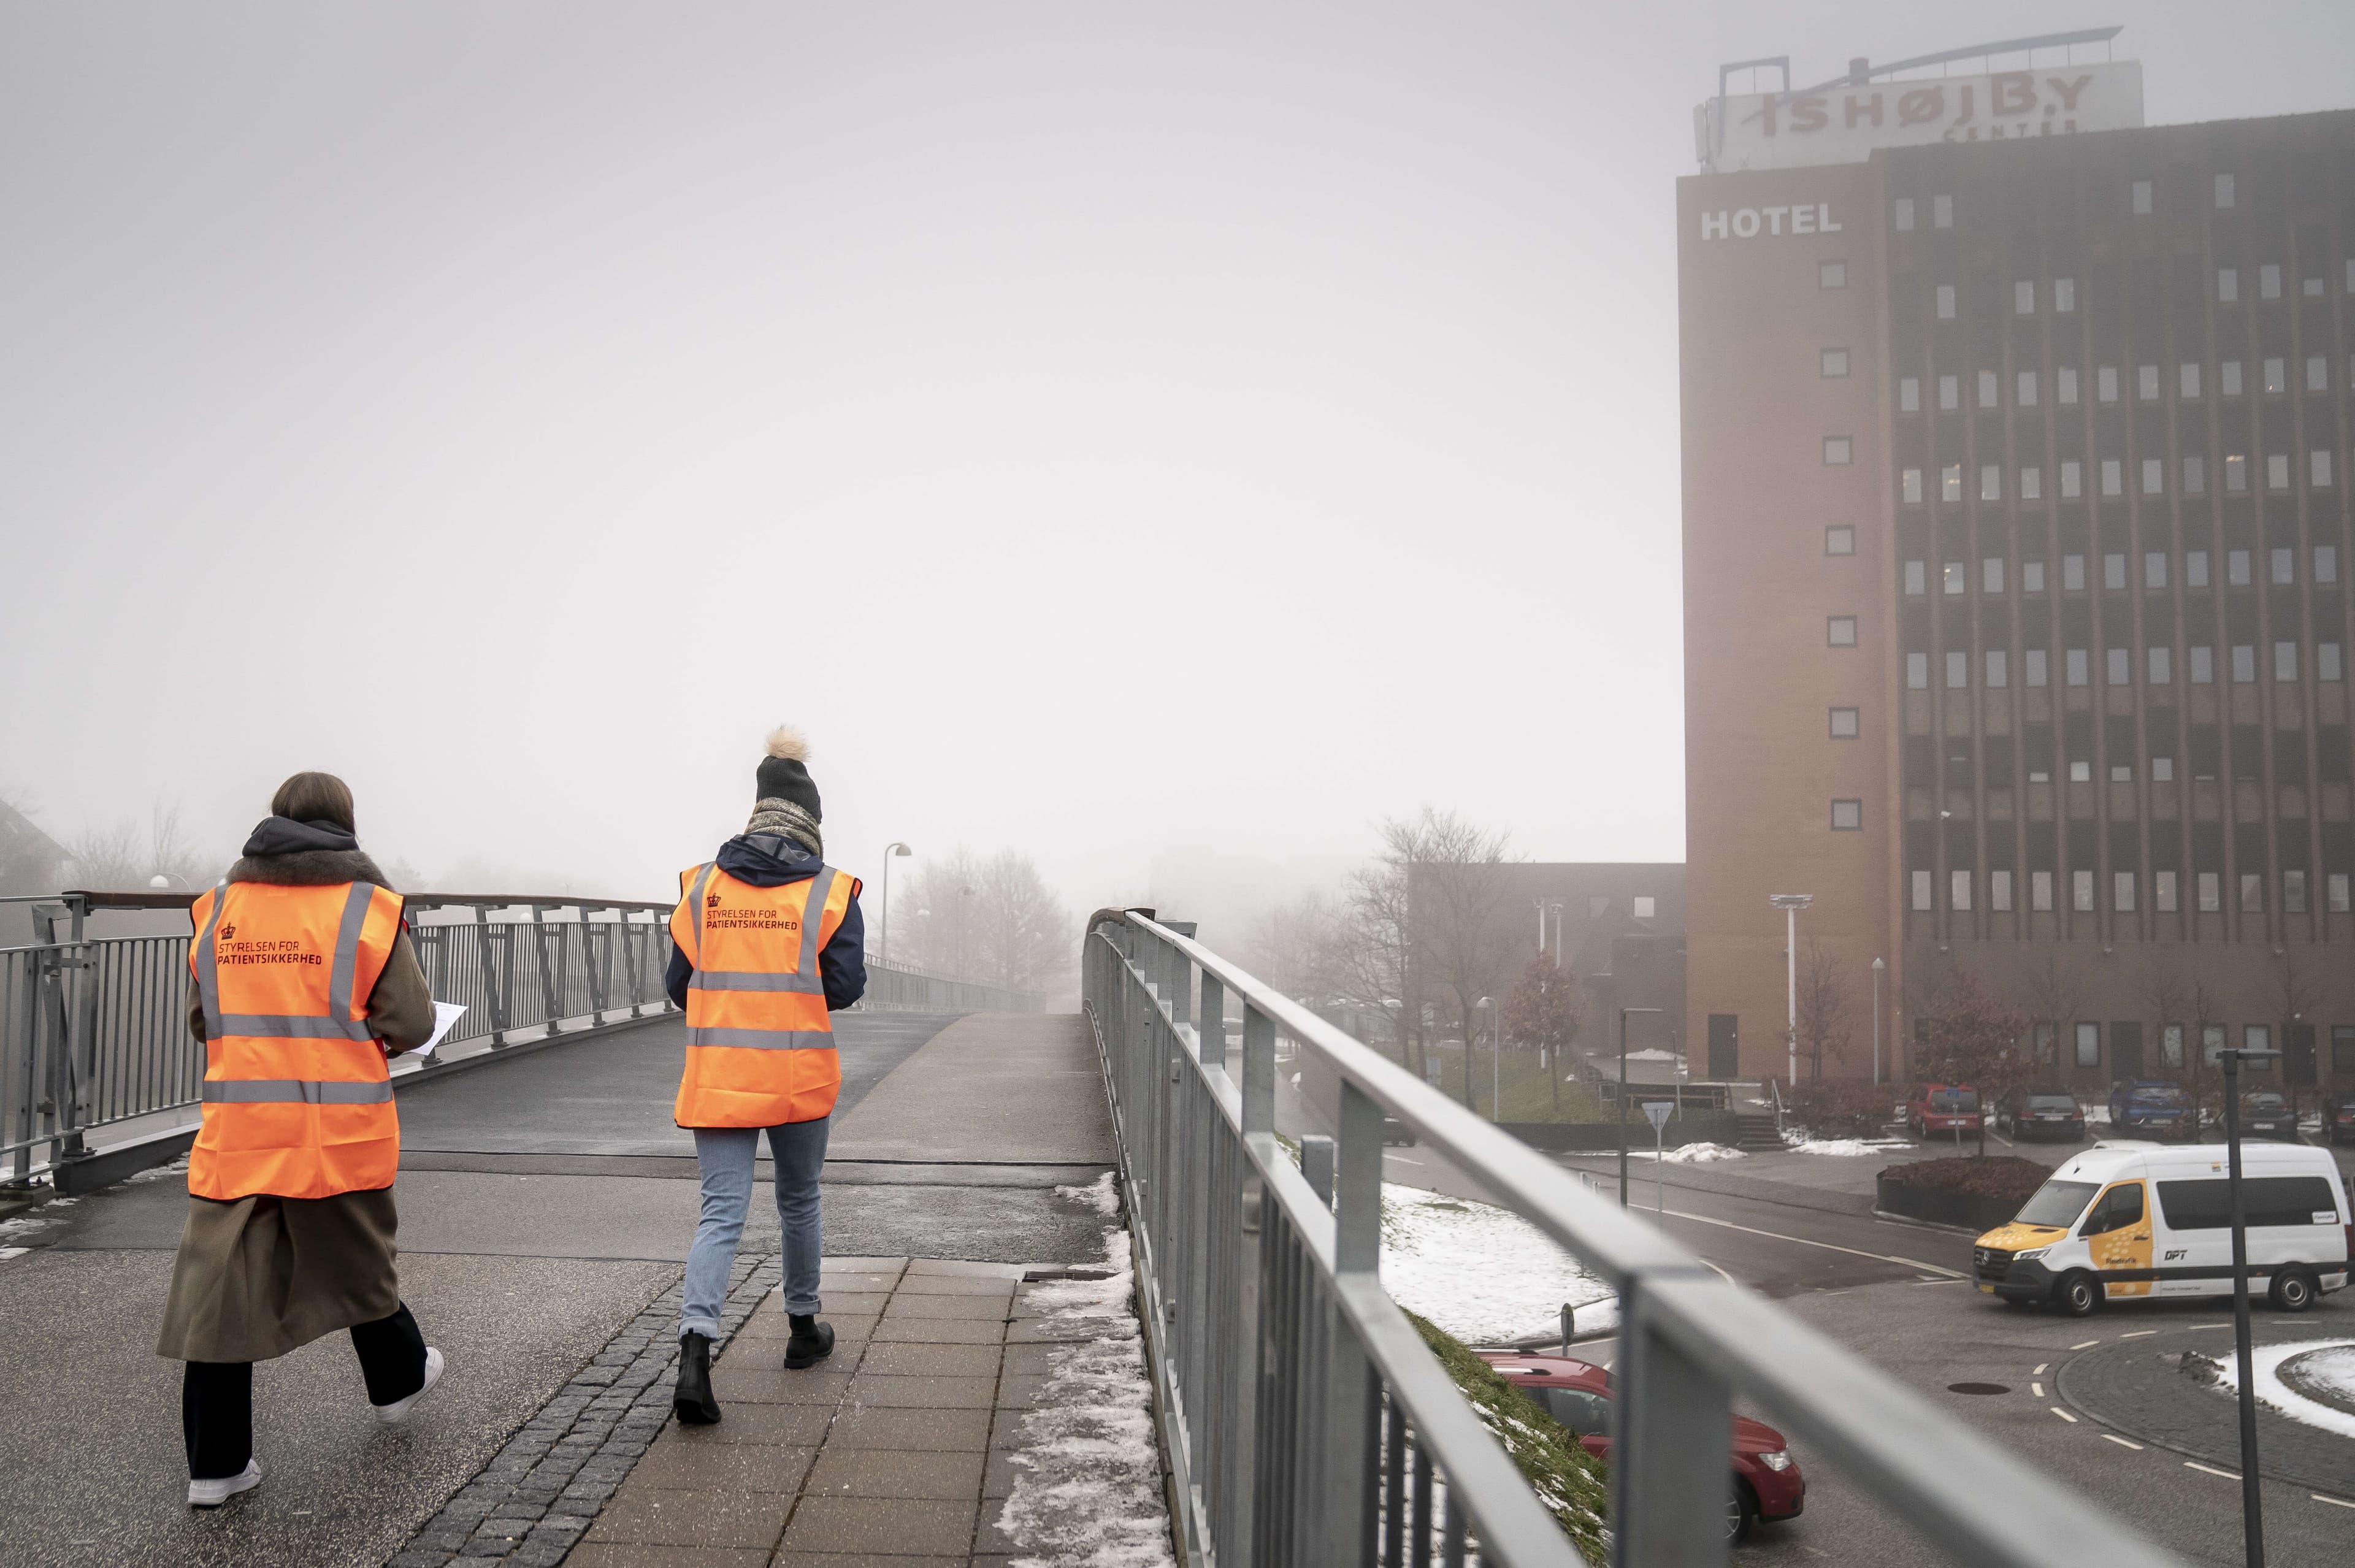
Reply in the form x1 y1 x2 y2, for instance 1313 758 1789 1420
672 863 848 1127
682 866 838 1048
202 1079 396 1104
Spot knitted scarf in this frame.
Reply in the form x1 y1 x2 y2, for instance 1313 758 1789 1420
746 797 822 858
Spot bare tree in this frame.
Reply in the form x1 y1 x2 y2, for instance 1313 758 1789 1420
1391 808 1515 1109
1338 854 1422 1070
1917 969 2032 1156
1793 939 1855 1084
65 801 219 890
1239 891 1346 1007
2007 943 2091 1081
1502 951 1582 1115
890 848 1074 995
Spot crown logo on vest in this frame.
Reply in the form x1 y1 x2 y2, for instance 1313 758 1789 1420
707 893 721 907
219 923 237 940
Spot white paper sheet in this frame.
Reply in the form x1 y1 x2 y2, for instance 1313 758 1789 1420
405 1001 468 1058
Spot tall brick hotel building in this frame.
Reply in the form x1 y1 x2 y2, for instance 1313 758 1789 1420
1679 33 2355 1095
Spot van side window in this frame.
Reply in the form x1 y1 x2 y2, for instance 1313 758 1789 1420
2156 1176 2336 1229
2085 1182 2143 1233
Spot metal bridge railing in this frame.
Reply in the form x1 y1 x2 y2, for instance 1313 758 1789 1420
1086 911 2184 1568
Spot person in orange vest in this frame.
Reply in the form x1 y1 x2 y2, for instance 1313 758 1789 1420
667 726 866 1423
156 771 443 1508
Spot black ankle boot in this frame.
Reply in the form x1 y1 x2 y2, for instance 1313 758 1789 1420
673 1332 721 1425
784 1314 835 1370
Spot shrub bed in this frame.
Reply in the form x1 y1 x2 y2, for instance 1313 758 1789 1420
1876 1155 2053 1230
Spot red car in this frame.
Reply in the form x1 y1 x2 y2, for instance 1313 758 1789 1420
1476 1351 1805 1542
1906 1082 1982 1136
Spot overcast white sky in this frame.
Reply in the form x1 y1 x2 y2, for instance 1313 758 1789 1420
6 2 2352 914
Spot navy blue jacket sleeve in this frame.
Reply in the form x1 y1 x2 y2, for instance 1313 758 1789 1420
821 889 867 1011
665 939 692 1010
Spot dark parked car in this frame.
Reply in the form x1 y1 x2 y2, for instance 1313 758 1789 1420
1476 1350 1804 1543
2327 1095 2355 1148
1995 1088 2085 1142
2107 1080 2193 1139
2237 1092 2300 1141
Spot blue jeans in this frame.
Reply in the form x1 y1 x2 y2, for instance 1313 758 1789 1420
680 1119 828 1338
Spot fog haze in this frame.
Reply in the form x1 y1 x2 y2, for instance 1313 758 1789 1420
7 1 2351 917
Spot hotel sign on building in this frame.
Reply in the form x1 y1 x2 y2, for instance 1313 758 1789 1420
1696 62 2143 172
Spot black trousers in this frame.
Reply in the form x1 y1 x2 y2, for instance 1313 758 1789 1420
181 1302 427 1479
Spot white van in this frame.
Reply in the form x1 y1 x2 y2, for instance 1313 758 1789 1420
1973 1141 2352 1317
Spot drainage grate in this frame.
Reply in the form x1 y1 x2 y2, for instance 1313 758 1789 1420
1947 1382 2010 1395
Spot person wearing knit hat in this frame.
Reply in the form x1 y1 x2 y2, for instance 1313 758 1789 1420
662 727 867 1423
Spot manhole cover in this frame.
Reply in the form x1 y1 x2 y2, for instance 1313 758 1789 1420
1947 1382 2010 1395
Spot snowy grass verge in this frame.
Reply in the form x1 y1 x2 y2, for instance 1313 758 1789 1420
1407 1310 1610 1561
1384 1183 1617 1344
1780 1129 1912 1157
1625 1142 1745 1163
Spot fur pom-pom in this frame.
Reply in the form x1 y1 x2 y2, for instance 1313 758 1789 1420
765 725 809 762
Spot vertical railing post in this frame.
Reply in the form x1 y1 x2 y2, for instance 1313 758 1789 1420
621 911 646 1017
1612 1274 1733 1568
586 908 611 1020
474 904 507 1046
530 904 561 1032
1328 1080 1382 1566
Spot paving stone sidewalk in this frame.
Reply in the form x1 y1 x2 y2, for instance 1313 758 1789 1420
561 1256 1100 1568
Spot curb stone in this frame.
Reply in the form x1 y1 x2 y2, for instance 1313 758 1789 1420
382 1250 780 1568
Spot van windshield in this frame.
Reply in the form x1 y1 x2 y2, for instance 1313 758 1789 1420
2013 1179 2100 1230
1931 1090 1978 1111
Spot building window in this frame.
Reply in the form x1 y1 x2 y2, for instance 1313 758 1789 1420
1942 464 1962 502
2097 365 2120 403
2223 360 2243 396
2273 547 2295 585
1822 347 1850 378
1907 652 1929 689
2226 454 2247 492
2137 364 2159 401
2264 358 2286 394
2219 268 2239 304
2114 872 2136 912
2215 172 2235 208
2101 459 2123 497
2156 871 2178 912
1902 468 1923 505
2180 363 2201 399
1936 284 1956 319
2021 465 2042 499
1980 465 2001 502
2161 1023 2185 1065
1829 707 1860 738
1991 870 2013 911
2332 875 2353 915
2131 179 2153 215
1894 197 1915 231
2189 646 2214 684
2245 1027 2272 1068
2184 455 2206 494
1904 559 1926 595
1986 649 2008 687
2267 454 2290 490
2275 641 2299 682
2014 280 2035 315
1939 373 1959 411
1824 436 1852 465
2016 369 2038 406
1932 193 1953 228
2063 554 2086 591
2241 873 2264 912
2066 649 2089 686
1982 557 2004 594
1943 561 1966 595
2148 646 2172 684
2110 763 2132 783
1951 870 1972 911
1827 616 1858 646
1634 895 1656 919
1831 799 1863 831
1820 260 1847 289
2145 552 2167 590
2060 460 2082 499
2199 871 2221 912
2107 648 2130 686
2314 451 2335 488
2260 263 2281 300
2232 645 2256 683
2058 366 2079 404
1911 870 1932 911
2104 553 2127 591
2072 870 2096 912
2285 870 2307 914
2321 643 2343 682
2153 756 2174 781
2076 1022 2100 1066
1899 377 1920 412
2140 458 2163 495
2055 277 2076 312
2024 649 2048 687
2228 549 2251 586
2031 870 2054 911
1825 526 1855 556
1946 651 1968 689
2201 1024 2227 1064
2070 760 2091 783
2308 355 2329 392
1977 370 1998 408
2024 560 2047 594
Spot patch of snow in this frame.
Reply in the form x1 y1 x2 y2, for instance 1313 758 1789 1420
126 1157 190 1185
0 1247 25 1262
2083 1104 2112 1126
1626 1142 1745 1164
996 1226 1175 1568
1381 1183 1617 1344
0 1215 58 1242
1058 1171 1121 1218
2197 1338 2355 1442
1780 1130 1910 1156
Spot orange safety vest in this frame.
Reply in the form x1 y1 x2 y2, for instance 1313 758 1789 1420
670 862 855 1128
186 880 406 1201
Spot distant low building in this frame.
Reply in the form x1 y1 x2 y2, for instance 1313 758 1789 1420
1 798 66 897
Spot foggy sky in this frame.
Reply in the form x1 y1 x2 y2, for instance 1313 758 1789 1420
6 2 2351 919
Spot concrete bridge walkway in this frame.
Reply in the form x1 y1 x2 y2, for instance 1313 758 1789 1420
0 1009 1135 1568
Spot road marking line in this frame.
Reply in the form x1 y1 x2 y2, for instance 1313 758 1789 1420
2070 1340 2100 1350
2185 1462 2240 1480
2031 1382 2044 1398
2033 1363 2048 1375
2104 1435 2144 1450
2051 1407 2077 1422
1385 1156 1424 1166
2314 1494 2355 1510
1656 1209 1969 1277
2121 1330 2158 1339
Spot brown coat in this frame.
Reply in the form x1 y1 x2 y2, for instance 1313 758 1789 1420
159 847 432 1363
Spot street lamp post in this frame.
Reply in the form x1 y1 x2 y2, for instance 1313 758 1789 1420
1769 894 1813 1088
876 843 913 967
2219 1042 2281 1567
1549 901 1564 966
1617 1006 1664 1207
1479 996 1499 1120
1871 957 1886 1087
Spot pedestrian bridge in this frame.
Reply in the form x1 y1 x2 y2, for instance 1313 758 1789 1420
0 893 2187 1568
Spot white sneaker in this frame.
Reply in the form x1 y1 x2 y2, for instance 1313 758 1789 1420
188 1459 261 1508
375 1346 444 1424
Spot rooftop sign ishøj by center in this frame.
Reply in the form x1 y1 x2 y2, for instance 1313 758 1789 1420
1698 61 2145 174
